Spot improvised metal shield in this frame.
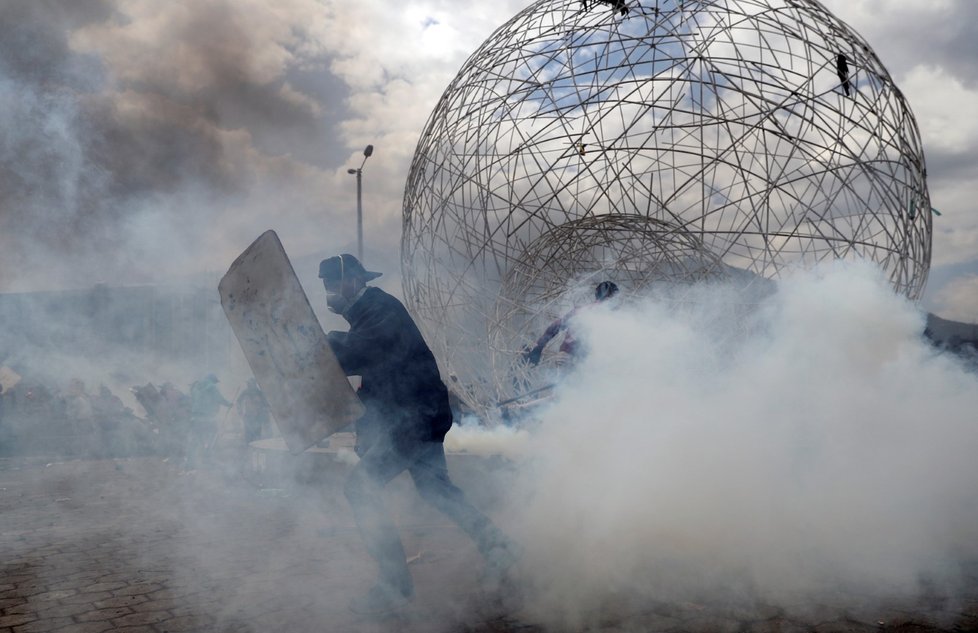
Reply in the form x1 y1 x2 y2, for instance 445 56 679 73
219 230 364 454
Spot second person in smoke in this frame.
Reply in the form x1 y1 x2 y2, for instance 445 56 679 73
236 378 270 444
319 254 517 615
187 373 231 468
523 280 620 366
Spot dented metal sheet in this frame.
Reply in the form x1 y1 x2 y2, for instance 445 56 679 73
219 230 363 454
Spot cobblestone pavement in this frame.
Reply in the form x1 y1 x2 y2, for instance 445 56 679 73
2 455 977 633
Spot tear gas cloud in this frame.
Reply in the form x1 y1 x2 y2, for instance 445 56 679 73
459 263 978 627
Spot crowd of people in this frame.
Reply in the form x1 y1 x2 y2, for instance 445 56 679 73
131 373 273 469
0 371 271 462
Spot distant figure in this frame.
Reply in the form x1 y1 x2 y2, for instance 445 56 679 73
187 373 231 468
523 280 620 366
160 382 191 425
63 378 94 433
582 0 629 16
236 378 270 444
17 382 55 420
132 382 191 458
93 384 128 419
836 53 851 96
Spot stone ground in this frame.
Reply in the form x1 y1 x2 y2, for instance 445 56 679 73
2 452 978 633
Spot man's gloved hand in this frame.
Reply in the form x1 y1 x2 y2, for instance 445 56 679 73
327 330 348 344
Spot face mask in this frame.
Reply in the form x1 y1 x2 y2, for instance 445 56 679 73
326 291 350 315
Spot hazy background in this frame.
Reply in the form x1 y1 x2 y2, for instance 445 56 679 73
0 0 975 323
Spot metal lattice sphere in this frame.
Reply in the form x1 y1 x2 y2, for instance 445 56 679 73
402 0 931 415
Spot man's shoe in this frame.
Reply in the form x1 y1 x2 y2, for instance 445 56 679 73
348 583 412 616
480 542 521 593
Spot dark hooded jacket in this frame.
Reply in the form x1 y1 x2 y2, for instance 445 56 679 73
327 287 452 451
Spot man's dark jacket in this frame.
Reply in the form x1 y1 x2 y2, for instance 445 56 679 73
327 287 453 451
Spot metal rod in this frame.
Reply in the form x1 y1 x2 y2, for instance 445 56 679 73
356 168 363 262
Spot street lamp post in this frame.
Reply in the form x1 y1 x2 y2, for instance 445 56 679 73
347 144 374 263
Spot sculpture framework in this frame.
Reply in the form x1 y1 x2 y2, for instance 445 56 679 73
402 0 931 417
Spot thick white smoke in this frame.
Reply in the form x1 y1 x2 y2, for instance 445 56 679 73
483 263 978 627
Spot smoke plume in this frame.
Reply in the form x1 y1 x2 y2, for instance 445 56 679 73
482 263 978 628
0 0 350 292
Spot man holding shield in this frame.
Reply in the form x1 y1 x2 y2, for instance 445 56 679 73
319 254 517 615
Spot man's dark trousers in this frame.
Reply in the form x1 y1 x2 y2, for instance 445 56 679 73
343 434 506 596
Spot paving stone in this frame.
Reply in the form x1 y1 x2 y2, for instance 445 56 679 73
92 574 136 584
25 591 76 604
165 604 207 620
0 598 28 612
0 616 36 629
75 607 133 622
783 603 846 625
153 614 213 632
110 611 169 627
682 615 743 633
91 595 147 610
112 584 161 598
813 620 882 633
212 617 259 633
747 618 812 633
105 628 155 633
27 548 61 558
845 607 913 628
81 582 128 594
37 581 83 595
62 571 102 583
57 592 111 605
712 603 784 622
881 624 941 633
10 617 74 633
130 597 182 613
920 611 970 630
52 621 113 633
4 589 41 603
0 578 35 589
950 613 978 631
27 603 90 619
619 612 682 631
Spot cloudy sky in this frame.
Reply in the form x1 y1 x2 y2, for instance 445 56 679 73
1 0 975 321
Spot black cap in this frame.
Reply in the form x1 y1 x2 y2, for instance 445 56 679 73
318 254 382 282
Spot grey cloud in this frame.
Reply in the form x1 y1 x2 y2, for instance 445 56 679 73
915 1 978 88
0 0 111 86
838 0 978 87
923 147 978 187
0 0 351 291
80 0 351 166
